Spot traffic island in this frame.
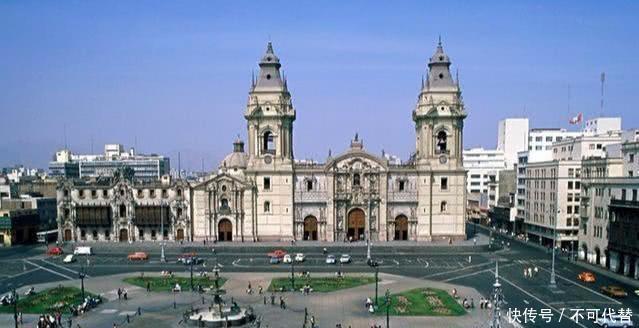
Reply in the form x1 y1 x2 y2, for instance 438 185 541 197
0 286 101 314
123 275 227 292
374 288 466 316
267 276 376 293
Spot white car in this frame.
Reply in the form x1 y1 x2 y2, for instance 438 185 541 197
326 254 336 264
282 254 292 264
595 315 634 327
63 254 75 264
339 254 352 264
294 253 305 262
73 246 93 256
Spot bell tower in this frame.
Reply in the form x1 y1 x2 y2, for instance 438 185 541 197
244 42 296 241
245 42 295 166
413 38 466 169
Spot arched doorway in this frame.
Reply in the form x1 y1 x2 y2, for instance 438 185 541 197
64 229 72 241
218 219 232 242
581 244 588 261
119 229 128 242
347 209 366 241
394 215 408 241
303 216 318 241
595 247 601 265
176 228 185 241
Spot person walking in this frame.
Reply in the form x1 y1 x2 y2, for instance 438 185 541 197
146 281 151 292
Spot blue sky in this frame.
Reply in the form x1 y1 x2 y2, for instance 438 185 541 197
1 1 638 170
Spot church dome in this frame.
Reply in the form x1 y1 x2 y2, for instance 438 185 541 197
219 138 248 170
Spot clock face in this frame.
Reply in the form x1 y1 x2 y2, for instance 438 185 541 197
264 155 272 164
439 155 448 164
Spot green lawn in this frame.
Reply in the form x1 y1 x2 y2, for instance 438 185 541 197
123 275 226 292
374 288 466 316
0 286 100 314
267 276 376 293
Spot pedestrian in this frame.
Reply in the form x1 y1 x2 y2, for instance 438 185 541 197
470 298 474 309
534 266 539 276
263 296 267 305
146 281 151 292
523 268 528 278
528 267 532 278
473 237 477 246
113 323 117 328
123 288 128 300
117 288 122 300
270 293 275 305
67 316 72 328
258 285 263 294
468 255 472 264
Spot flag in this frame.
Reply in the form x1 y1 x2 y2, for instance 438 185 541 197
569 113 583 125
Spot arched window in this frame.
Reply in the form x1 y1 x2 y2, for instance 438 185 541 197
177 188 182 197
264 201 271 213
437 131 448 154
263 131 275 154
440 201 448 212
119 204 126 218
177 208 183 218
220 198 229 209
353 173 361 187
63 208 70 219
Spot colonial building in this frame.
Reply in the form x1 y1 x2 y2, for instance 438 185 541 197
190 41 467 242
57 41 468 243
57 170 191 242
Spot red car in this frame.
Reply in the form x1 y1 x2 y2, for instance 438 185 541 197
128 252 149 261
47 247 64 256
267 249 287 259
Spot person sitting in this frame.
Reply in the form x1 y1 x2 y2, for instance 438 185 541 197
173 283 182 292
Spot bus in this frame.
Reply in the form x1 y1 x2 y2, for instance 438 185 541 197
37 229 58 243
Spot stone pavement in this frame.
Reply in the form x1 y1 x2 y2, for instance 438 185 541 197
0 269 511 328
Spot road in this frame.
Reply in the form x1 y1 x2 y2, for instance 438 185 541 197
1 224 637 327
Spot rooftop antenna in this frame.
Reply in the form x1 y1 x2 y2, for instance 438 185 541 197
63 124 68 149
600 72 606 117
178 151 181 179
90 136 94 154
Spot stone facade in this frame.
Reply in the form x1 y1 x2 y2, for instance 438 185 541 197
190 41 467 243
57 173 191 242
57 41 468 243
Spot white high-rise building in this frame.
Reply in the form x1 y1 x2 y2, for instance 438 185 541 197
528 128 582 152
498 118 529 169
463 148 506 206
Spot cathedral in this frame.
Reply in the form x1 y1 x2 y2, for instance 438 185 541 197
57 41 468 243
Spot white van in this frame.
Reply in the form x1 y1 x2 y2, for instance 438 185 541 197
73 246 93 255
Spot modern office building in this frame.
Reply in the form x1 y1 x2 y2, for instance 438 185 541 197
463 148 506 202
49 145 170 181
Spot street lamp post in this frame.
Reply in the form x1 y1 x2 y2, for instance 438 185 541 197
291 258 295 291
549 209 559 288
373 262 379 306
79 269 86 300
190 258 194 292
385 289 390 328
160 203 166 263
490 261 504 328
12 289 18 328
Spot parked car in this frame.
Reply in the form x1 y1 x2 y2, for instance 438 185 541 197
73 246 93 256
128 252 149 261
269 257 281 264
601 285 628 298
595 314 634 327
294 253 305 262
283 254 293 264
339 254 352 264
578 271 596 283
63 254 75 264
326 254 336 264
47 247 64 256
267 249 287 259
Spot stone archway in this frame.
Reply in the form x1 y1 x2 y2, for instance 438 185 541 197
347 209 366 241
303 216 318 241
119 229 128 242
218 219 233 242
64 229 72 242
581 244 588 261
394 215 409 241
